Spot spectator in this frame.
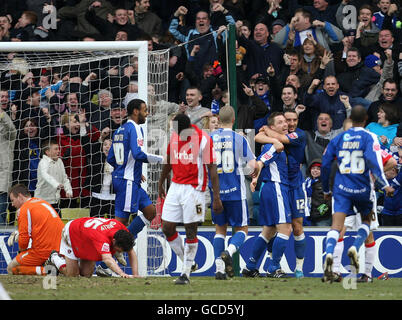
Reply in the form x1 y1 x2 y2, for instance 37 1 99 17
57 112 100 208
57 0 116 39
337 4 380 49
381 164 402 226
9 11 38 41
336 47 373 95
86 4 144 41
304 159 332 226
252 76 274 134
289 0 341 27
178 86 212 128
89 89 118 131
304 76 352 130
12 118 42 195
88 138 116 218
304 112 344 168
367 78 401 123
373 0 400 31
169 6 235 76
255 0 291 35
133 0 162 37
365 49 395 103
0 15 12 41
34 140 73 216
0 107 17 224
366 102 399 150
236 21 284 80
273 8 343 52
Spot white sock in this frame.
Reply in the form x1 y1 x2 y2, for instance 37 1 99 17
167 232 184 262
183 239 198 277
364 242 376 277
215 258 225 273
332 238 344 273
51 253 66 270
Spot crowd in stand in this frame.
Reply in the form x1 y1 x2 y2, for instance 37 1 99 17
0 0 401 226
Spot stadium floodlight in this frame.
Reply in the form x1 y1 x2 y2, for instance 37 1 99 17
0 41 169 276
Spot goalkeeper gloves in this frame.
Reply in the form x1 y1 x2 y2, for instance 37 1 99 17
114 251 127 266
7 231 19 247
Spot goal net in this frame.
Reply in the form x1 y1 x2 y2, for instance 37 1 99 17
0 41 169 276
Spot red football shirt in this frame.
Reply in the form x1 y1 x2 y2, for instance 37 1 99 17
69 217 128 261
167 124 215 191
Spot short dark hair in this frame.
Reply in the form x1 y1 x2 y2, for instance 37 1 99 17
347 47 361 59
295 8 311 22
41 140 58 157
282 84 297 95
267 111 285 126
382 78 397 89
127 98 145 116
350 105 367 123
173 113 191 134
9 184 31 198
113 229 135 252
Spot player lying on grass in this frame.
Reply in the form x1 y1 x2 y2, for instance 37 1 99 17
47 217 139 278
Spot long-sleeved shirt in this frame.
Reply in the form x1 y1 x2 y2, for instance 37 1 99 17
34 155 72 204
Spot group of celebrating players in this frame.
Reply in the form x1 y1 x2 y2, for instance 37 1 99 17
6 97 395 284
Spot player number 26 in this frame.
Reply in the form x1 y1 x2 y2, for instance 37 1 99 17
339 150 365 174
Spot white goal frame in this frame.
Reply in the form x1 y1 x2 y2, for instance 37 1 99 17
0 41 165 277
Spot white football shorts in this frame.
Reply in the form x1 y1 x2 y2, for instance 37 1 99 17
162 182 206 224
59 220 78 260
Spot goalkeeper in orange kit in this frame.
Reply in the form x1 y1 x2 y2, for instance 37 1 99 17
6 184 64 275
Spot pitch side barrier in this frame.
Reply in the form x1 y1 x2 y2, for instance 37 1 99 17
1 227 401 277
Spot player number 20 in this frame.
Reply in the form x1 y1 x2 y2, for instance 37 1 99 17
216 150 235 174
339 150 365 174
113 143 125 165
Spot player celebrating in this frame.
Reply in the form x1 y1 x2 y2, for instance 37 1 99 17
158 113 223 285
321 106 394 283
7 184 64 275
107 98 163 237
242 112 292 278
47 217 138 277
255 109 308 278
331 132 397 282
210 106 257 280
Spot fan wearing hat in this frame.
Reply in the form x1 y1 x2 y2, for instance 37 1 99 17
304 159 332 226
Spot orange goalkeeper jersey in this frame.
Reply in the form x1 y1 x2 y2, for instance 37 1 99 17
17 198 64 258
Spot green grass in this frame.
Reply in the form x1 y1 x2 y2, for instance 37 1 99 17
1 275 402 300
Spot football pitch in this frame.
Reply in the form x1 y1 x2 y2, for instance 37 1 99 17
1 275 402 300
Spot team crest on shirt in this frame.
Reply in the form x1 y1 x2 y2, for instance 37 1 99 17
137 138 144 147
373 143 380 152
101 243 110 252
288 132 298 139
261 152 273 161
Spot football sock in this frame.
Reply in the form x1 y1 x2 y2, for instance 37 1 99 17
215 258 225 274
353 223 370 251
51 253 66 271
269 233 289 273
332 238 344 273
183 238 198 277
127 213 150 238
167 232 184 262
12 266 46 275
227 231 246 256
213 234 225 259
325 229 340 255
294 233 306 271
364 241 376 277
266 233 276 257
246 233 268 270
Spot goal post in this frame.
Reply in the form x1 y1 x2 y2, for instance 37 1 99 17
0 41 169 276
